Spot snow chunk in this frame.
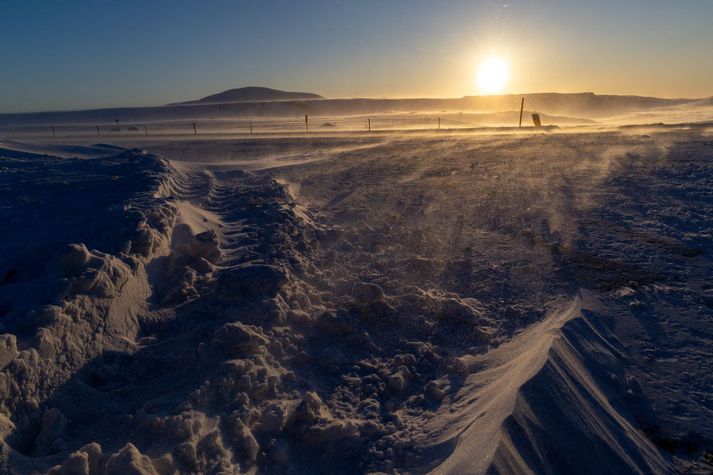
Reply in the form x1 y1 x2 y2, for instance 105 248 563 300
0 334 17 369
105 443 158 475
218 264 287 300
213 322 269 356
50 243 130 299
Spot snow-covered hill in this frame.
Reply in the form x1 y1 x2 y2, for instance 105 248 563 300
172 87 324 105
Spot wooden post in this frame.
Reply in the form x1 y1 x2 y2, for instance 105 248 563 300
519 97 524 128
192 122 197 135
532 113 542 128
368 118 371 132
249 121 253 134
304 115 309 133
51 126 56 137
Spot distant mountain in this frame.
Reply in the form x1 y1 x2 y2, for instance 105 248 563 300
173 87 323 105
1 92 707 127
688 96 713 107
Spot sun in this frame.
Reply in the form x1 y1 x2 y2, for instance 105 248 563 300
476 57 509 95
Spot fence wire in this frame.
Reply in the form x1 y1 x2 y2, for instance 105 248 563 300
0 115 487 139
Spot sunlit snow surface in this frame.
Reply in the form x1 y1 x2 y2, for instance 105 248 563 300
0 126 712 473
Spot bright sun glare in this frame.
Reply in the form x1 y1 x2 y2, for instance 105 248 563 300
476 57 509 95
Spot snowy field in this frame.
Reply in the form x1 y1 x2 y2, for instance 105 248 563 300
1 125 713 474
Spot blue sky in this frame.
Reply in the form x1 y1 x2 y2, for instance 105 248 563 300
1 0 712 112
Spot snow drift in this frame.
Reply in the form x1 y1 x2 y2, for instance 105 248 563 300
420 293 668 474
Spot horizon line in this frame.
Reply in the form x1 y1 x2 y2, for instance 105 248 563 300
1 90 710 116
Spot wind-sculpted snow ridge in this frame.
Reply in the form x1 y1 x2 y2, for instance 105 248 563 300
418 292 669 474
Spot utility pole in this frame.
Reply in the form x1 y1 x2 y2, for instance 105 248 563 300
51 126 56 137
96 125 101 137
368 118 371 132
192 122 197 135
519 97 525 128
305 115 309 133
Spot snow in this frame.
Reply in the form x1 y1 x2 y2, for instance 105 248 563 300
0 123 712 473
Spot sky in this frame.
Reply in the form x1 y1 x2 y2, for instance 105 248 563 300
1 0 712 113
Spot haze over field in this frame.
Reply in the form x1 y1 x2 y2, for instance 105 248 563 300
1 1 713 475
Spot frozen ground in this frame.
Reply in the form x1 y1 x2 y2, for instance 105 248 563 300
1 125 712 474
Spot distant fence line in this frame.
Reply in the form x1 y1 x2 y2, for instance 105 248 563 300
0 115 488 139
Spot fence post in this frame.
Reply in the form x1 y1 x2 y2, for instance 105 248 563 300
305 115 309 133
249 121 253 134
193 122 197 135
51 126 56 137
519 97 524 128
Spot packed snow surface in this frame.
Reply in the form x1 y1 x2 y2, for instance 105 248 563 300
1 126 712 474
